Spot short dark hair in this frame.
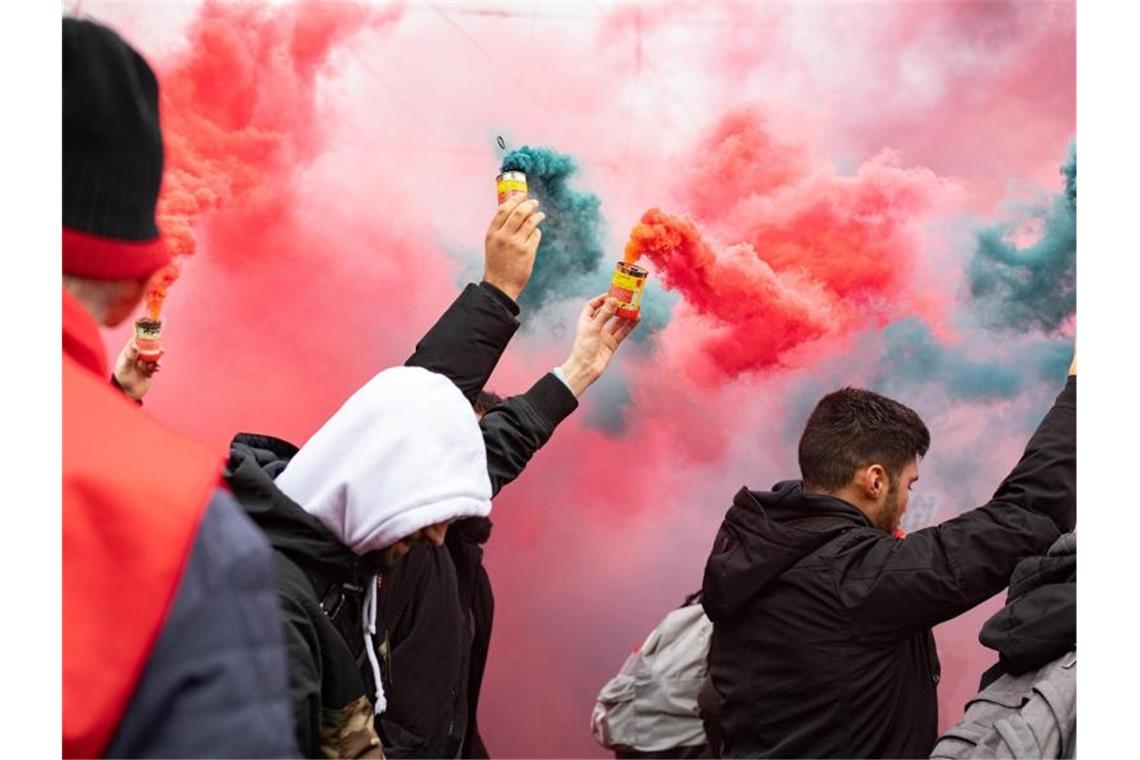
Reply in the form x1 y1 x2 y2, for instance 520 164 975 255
473 390 504 417
798 387 930 492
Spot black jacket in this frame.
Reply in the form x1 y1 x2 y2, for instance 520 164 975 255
377 381 578 758
978 532 1076 689
225 282 577 757
449 518 496 759
702 377 1076 759
226 434 381 759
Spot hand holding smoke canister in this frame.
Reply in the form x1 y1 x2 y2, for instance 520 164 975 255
136 261 179 362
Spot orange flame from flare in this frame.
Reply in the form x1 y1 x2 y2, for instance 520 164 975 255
622 235 642 265
145 260 182 320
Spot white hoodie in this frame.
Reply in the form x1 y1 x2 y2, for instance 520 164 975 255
275 365 493 713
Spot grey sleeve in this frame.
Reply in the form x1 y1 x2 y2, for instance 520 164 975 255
105 490 298 759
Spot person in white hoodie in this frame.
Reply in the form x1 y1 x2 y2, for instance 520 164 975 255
223 183 638 756
226 365 495 759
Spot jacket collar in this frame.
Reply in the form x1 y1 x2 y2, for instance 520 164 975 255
226 433 372 588
63 288 108 378
702 483 868 622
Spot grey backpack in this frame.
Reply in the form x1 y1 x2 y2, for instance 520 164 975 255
591 594 712 755
931 650 1076 759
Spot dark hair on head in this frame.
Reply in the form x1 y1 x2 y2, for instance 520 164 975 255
472 390 505 418
798 387 930 492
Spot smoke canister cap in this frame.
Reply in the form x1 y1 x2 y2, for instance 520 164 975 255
609 261 649 320
134 317 163 362
496 171 528 204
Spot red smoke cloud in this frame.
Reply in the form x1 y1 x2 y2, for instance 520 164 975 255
156 0 387 260
682 106 958 305
626 208 833 378
137 1 395 323
624 106 960 383
144 261 181 320
105 0 467 448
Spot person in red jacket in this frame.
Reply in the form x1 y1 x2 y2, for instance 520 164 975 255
62 17 294 757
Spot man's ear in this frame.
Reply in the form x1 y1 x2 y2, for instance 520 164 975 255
858 464 887 499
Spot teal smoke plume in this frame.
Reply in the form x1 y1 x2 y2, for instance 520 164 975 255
500 146 606 312
969 147 1076 333
500 145 674 336
875 318 1070 401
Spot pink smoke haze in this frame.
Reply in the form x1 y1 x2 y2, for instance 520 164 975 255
624 110 965 382
84 1 1074 756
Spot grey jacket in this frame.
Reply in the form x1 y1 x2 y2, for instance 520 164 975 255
105 490 297 758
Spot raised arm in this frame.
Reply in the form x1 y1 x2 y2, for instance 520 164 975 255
406 197 544 403
480 294 639 495
846 370 1076 635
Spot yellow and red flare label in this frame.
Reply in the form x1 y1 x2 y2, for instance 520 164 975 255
496 174 528 204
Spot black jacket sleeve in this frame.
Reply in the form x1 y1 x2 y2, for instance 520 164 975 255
405 282 520 404
842 376 1076 635
479 372 578 496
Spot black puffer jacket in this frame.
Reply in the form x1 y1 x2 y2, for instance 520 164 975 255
226 434 381 759
702 377 1076 759
978 532 1076 689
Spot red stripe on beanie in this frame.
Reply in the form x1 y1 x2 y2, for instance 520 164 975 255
63 227 172 280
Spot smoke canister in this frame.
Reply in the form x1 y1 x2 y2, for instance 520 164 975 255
496 170 528 204
134 318 163 362
609 262 649 320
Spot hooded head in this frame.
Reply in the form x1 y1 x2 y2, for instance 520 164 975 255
275 365 491 715
275 366 493 569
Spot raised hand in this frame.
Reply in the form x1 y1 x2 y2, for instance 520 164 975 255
483 196 545 302
558 293 641 397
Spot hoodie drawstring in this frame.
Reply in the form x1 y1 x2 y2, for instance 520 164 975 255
363 574 387 714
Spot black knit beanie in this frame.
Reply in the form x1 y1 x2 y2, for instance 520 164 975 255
63 17 171 279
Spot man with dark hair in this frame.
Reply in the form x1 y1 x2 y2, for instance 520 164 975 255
701 359 1076 759
797 387 931 536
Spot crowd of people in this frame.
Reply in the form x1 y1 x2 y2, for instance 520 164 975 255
62 16 1076 760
